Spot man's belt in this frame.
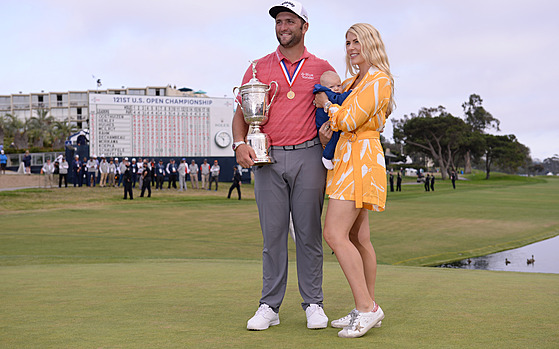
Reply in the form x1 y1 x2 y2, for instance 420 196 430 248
270 137 321 151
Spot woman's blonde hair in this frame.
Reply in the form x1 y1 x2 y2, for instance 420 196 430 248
345 23 395 116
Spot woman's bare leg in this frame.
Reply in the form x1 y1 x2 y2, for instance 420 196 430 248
323 198 374 312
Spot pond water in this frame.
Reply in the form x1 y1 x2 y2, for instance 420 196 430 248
436 235 559 274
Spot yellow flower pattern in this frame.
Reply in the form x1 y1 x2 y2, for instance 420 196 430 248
326 68 391 211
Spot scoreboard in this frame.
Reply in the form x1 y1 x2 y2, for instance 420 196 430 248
89 94 234 158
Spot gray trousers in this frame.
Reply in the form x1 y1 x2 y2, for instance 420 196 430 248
253 142 326 312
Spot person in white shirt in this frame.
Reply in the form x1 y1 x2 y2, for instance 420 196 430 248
178 158 188 191
188 160 199 189
58 156 69 188
208 160 220 191
118 158 127 187
41 158 55 188
108 159 116 187
200 159 211 189
87 156 97 187
99 156 109 187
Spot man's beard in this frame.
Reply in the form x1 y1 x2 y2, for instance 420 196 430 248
276 29 302 48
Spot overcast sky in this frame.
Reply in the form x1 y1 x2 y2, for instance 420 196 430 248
2 0 558 160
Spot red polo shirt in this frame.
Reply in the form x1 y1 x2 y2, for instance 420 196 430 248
238 47 335 146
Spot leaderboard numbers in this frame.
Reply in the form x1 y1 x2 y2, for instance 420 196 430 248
91 102 211 157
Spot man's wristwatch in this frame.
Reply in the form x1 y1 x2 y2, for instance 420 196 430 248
232 141 246 151
324 101 332 113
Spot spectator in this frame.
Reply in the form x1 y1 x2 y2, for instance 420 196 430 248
41 158 55 188
72 155 81 187
99 156 109 187
200 159 211 189
154 159 166 190
0 150 7 175
178 158 188 191
118 158 127 187
87 156 97 187
227 166 242 200
23 150 31 175
58 156 69 188
208 160 220 191
108 158 116 187
166 159 178 189
189 160 199 189
130 158 138 188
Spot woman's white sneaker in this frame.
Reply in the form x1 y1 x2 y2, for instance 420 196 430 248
247 304 280 330
331 308 382 328
337 304 384 338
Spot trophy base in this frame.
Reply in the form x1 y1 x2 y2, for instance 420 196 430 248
247 129 273 165
253 157 274 165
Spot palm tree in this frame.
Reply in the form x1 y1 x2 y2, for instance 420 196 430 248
2 113 28 149
28 108 54 148
52 121 78 149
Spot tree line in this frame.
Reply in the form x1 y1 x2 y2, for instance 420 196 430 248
0 109 77 151
392 94 530 179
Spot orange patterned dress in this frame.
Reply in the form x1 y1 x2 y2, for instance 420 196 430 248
325 68 391 211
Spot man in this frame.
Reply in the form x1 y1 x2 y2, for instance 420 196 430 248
23 150 32 175
232 1 334 331
0 150 8 175
227 165 242 200
430 173 435 191
154 159 166 190
72 155 81 186
166 159 178 189
178 158 188 191
189 160 199 189
208 160 220 191
81 157 89 186
41 158 55 188
99 156 109 187
200 159 211 189
140 162 152 198
130 158 138 188
58 156 69 188
396 171 402 192
424 173 430 192
118 158 127 187
123 159 133 200
86 156 97 187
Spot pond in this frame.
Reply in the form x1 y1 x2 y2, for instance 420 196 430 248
436 235 559 274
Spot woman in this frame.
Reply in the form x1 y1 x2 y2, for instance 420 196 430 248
315 23 394 338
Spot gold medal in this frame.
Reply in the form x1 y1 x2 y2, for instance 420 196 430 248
287 90 295 99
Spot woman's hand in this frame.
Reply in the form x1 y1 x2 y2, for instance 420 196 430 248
319 122 333 147
314 92 329 108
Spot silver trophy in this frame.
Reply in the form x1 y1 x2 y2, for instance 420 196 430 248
233 60 278 165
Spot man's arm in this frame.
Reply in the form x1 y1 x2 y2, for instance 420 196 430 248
232 107 256 168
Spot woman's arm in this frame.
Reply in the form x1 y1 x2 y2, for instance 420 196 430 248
329 73 391 133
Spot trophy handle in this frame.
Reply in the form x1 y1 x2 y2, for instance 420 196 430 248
266 81 279 113
232 87 244 113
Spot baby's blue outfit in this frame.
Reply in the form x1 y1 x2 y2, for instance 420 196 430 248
313 84 351 160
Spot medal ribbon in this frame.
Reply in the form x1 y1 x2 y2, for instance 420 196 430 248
279 58 306 89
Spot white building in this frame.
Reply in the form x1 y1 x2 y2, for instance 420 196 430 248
0 85 207 129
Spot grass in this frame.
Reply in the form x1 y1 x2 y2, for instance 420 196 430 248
1 174 559 347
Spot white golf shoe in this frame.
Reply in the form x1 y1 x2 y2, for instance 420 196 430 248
337 303 384 338
305 304 328 329
247 304 280 330
331 308 382 329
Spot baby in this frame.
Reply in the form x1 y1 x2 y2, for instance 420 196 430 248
313 71 352 170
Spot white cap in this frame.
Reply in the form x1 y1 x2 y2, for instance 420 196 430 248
1 150 4 154
115 157 119 161
132 158 136 161
124 157 129 161
269 1 308 23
